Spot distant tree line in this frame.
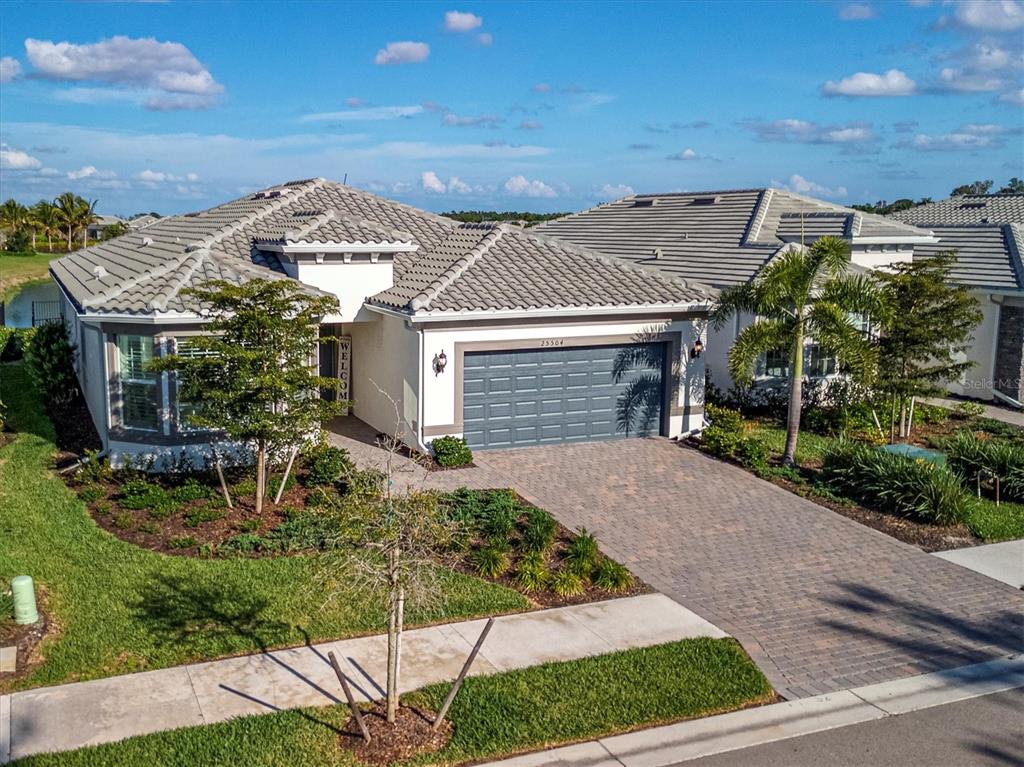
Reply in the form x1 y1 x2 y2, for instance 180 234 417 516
440 210 569 226
0 193 100 253
854 177 1024 216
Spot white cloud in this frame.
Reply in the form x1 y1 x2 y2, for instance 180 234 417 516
532 83 551 93
952 0 1024 31
421 170 447 193
301 105 424 122
597 183 634 199
67 165 116 180
0 56 22 83
445 10 483 32
897 123 1018 151
776 174 848 198
666 148 700 160
477 32 494 46
447 176 472 194
1000 86 1024 105
441 112 501 127
186 172 200 182
839 3 876 20
741 118 876 145
937 66 1004 91
504 175 557 198
374 41 430 66
822 69 916 96
0 145 41 170
24 36 223 109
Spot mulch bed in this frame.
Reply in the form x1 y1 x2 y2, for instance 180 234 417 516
0 590 55 687
339 703 450 765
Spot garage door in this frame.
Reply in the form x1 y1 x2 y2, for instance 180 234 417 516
462 343 665 449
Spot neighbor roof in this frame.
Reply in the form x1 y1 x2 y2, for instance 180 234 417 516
51 178 455 315
889 194 1024 226
533 188 932 288
913 225 1024 292
369 222 715 315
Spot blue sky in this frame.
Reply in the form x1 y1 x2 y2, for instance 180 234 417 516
0 0 1021 216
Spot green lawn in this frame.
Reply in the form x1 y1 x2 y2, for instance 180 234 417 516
0 362 528 691
746 420 1024 542
11 638 773 767
0 251 55 300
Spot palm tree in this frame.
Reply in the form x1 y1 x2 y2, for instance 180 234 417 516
0 199 29 232
77 198 98 247
55 192 80 250
32 200 60 252
711 236 887 465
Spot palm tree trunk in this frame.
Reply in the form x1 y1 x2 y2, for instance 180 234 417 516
782 323 805 466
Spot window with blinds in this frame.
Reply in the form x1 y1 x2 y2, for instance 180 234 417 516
174 337 214 431
117 335 159 431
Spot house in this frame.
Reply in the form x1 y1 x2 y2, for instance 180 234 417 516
888 193 1024 406
85 215 125 241
126 214 160 231
535 189 937 393
49 178 714 469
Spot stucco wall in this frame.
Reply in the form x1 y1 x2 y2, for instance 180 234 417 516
949 293 1024 402
418 315 706 443
349 313 420 441
292 261 395 323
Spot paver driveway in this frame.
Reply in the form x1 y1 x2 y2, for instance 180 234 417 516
463 438 1024 699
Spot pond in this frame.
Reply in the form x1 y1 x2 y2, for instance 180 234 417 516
2 279 61 328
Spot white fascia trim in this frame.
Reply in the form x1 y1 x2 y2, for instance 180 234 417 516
853 235 940 245
78 312 208 325
260 242 418 255
406 303 712 324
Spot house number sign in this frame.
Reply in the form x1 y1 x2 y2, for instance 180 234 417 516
338 335 352 414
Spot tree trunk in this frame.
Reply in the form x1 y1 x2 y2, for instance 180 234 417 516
255 441 266 515
889 393 898 444
782 323 805 466
67 225 72 250
385 548 401 723
898 397 908 440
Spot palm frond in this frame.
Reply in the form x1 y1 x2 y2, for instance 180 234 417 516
710 283 756 330
819 272 889 323
807 301 877 381
806 236 851 278
728 318 793 385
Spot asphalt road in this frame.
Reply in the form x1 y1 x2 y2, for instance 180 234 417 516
680 688 1024 767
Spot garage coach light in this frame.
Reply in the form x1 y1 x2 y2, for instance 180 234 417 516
433 350 448 376
690 340 704 359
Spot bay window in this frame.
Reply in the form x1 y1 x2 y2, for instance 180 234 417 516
117 335 159 431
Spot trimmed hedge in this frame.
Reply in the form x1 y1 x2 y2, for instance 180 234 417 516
700 404 769 470
821 444 975 525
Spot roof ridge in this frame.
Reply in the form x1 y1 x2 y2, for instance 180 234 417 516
744 188 773 244
149 250 208 312
1005 223 1024 290
319 179 458 229
409 225 507 311
82 248 197 308
202 178 326 249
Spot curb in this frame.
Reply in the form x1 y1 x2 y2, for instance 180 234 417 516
482 654 1024 767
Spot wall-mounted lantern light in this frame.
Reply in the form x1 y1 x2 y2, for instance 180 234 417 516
690 339 704 359
433 350 448 376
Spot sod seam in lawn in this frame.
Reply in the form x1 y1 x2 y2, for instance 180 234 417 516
0 362 528 691
10 637 774 767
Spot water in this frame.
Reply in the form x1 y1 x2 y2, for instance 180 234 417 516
3 279 61 328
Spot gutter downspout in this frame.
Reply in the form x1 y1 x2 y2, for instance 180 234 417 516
992 389 1024 410
414 321 430 454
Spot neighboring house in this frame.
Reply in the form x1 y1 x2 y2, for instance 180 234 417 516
126 214 160 231
49 178 713 469
535 188 937 393
85 215 125 240
889 194 1024 405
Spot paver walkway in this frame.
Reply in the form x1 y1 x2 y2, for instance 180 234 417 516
1 594 721 763
328 424 1024 700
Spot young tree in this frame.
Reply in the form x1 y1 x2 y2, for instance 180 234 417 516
711 236 886 465
151 278 342 513
873 253 982 441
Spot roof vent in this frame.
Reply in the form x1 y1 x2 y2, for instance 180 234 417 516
961 201 987 209
653 248 663 259
690 196 719 206
633 198 658 208
140 236 153 246
91 265 108 280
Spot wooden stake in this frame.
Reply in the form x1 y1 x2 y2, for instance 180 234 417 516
211 446 233 509
274 446 299 505
433 617 495 730
329 651 370 744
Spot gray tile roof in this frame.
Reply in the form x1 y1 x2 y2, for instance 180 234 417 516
51 178 455 315
369 223 714 315
916 224 1024 291
533 188 932 288
889 194 1024 226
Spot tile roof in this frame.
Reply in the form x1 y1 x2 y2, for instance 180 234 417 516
889 194 1024 226
916 224 1024 291
533 188 932 288
369 223 715 315
51 178 455 315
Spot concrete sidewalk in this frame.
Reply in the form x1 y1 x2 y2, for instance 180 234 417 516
483 654 1024 767
0 593 724 763
934 539 1024 589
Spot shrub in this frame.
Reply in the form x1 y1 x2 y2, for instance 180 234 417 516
219 533 272 556
267 471 298 498
138 522 159 535
77 449 113 483
305 444 352 486
483 505 518 543
511 552 549 592
233 479 258 497
341 468 385 498
705 404 744 432
443 487 485 525
700 404 769 467
821 444 975 525
916 404 950 425
184 507 225 527
470 545 510 578
592 558 633 592
147 499 180 520
521 507 558 553
265 512 332 551
0 327 34 362
237 519 260 533
119 480 171 511
77 484 105 503
113 512 134 530
564 527 599 576
945 431 1024 502
167 536 197 550
735 436 770 471
550 568 585 597
24 322 78 407
170 478 213 503
93 502 111 516
4 228 32 252
432 435 473 467
952 402 986 419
